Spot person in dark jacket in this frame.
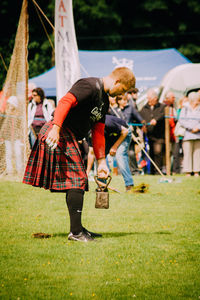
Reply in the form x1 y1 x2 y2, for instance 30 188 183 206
105 115 134 191
86 114 134 191
140 89 165 175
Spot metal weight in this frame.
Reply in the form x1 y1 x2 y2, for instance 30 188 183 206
94 175 112 209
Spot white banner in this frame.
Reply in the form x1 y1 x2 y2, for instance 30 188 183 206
55 0 80 101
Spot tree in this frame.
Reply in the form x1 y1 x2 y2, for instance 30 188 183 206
0 0 200 90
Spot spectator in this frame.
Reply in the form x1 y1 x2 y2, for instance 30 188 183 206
113 94 146 175
28 87 54 148
28 82 36 102
140 89 165 175
115 94 144 126
126 87 139 109
108 95 124 118
108 96 118 110
177 96 189 113
163 91 179 174
179 92 200 177
163 91 176 144
173 96 189 174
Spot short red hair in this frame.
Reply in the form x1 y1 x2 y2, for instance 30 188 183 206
110 67 136 91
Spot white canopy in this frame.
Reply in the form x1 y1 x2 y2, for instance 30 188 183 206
159 63 200 102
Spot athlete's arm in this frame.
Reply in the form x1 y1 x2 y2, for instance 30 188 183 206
46 92 77 148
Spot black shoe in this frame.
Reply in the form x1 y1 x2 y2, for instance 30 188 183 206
68 231 94 242
82 227 102 238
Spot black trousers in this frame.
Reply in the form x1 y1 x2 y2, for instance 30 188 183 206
172 140 183 174
148 138 165 175
128 140 139 174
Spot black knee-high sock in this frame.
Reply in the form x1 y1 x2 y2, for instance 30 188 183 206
66 189 84 235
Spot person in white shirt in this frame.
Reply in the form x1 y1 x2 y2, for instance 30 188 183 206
28 87 54 148
179 92 200 176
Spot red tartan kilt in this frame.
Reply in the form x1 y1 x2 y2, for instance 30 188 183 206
23 121 88 191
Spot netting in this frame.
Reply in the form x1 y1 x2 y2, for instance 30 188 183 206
0 0 29 180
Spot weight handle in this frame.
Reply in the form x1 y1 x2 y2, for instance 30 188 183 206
94 175 112 191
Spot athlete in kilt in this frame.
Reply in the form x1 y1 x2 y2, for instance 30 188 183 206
23 67 136 242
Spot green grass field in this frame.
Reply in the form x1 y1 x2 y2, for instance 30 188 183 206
0 175 200 300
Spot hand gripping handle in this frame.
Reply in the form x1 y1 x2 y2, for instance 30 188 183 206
94 175 112 191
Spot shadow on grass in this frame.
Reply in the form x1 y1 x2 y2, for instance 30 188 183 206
101 231 172 238
52 231 172 238
53 233 68 238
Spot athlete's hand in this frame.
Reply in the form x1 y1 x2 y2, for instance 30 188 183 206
46 124 61 150
97 158 110 179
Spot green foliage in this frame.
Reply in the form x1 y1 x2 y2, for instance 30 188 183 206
0 175 200 299
28 37 54 78
142 0 168 11
188 0 200 13
179 44 200 63
0 0 200 89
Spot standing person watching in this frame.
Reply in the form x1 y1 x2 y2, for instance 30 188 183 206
23 67 136 242
140 89 165 175
173 96 189 174
28 87 54 148
179 92 200 177
126 87 139 110
163 91 178 174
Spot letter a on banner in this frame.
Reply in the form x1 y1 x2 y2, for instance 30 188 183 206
55 0 80 102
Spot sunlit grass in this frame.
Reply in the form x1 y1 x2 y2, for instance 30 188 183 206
0 175 200 299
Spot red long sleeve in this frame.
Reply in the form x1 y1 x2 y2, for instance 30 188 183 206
53 92 78 127
92 122 105 160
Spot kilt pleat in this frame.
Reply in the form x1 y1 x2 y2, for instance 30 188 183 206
23 121 88 191
34 142 46 186
49 146 55 189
